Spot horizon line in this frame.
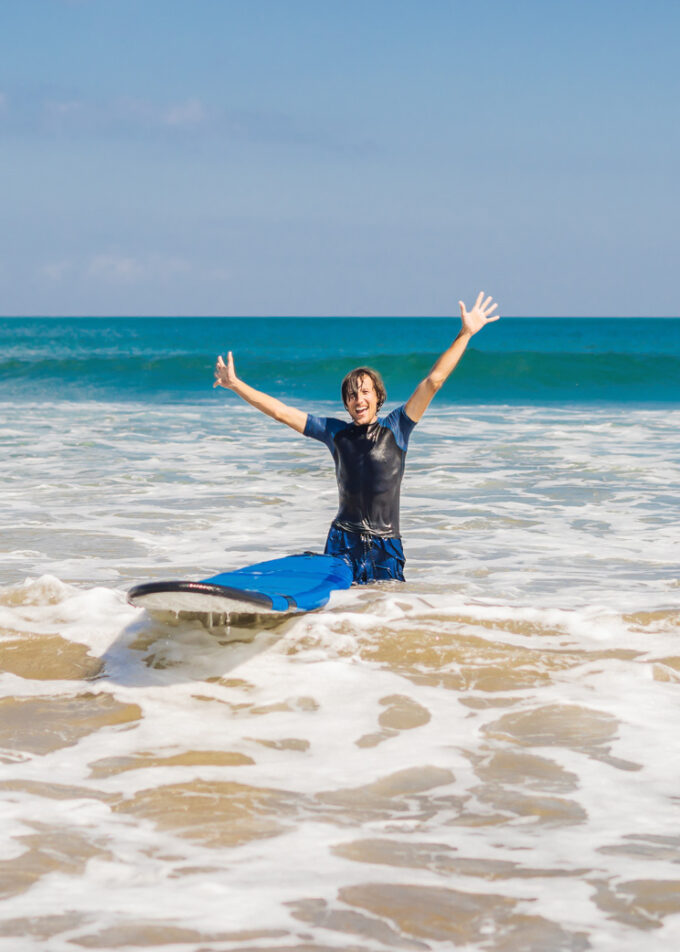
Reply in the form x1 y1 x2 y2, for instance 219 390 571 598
2 314 679 320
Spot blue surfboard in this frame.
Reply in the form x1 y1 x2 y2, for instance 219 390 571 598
127 552 353 616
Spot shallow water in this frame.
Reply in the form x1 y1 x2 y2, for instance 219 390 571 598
1 399 679 951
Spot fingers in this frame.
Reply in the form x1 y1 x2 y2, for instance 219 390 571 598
214 351 236 388
213 354 226 388
476 293 499 319
476 293 497 313
461 292 500 327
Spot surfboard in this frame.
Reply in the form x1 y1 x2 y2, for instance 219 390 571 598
127 552 353 617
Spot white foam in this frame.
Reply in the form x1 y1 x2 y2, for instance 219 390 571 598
2 400 680 949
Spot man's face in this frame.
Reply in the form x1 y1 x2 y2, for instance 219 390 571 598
345 375 379 425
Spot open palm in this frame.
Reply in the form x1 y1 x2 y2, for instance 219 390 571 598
459 292 500 336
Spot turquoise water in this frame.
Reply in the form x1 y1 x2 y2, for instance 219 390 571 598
1 316 679 403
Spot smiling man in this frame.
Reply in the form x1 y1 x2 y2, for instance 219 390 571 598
214 292 499 583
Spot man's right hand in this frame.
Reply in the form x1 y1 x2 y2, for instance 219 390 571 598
212 350 308 433
214 351 237 389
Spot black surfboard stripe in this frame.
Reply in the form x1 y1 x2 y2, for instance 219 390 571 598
127 580 279 610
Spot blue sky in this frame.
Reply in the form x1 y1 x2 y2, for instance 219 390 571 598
1 0 678 316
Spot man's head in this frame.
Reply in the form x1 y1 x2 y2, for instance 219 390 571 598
341 367 386 425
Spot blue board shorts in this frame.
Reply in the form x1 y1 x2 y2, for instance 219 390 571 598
324 524 405 584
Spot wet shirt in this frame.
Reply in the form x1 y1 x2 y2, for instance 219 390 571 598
303 405 417 537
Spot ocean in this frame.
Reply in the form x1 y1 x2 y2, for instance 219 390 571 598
1 316 679 951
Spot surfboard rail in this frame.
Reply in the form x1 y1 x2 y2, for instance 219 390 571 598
127 552 353 616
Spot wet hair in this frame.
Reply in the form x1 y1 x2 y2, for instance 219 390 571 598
341 366 387 411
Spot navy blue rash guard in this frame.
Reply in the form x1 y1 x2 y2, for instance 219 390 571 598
303 405 417 538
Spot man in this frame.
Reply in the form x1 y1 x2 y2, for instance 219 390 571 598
214 292 499 583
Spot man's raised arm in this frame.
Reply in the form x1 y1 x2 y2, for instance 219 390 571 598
404 292 500 423
214 351 308 434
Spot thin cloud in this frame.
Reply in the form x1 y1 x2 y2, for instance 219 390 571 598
4 89 211 137
88 254 145 283
41 260 73 281
40 253 226 286
88 254 198 283
162 98 207 127
2 86 374 154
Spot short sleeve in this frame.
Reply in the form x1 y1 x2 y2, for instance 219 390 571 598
380 405 417 453
303 415 348 453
